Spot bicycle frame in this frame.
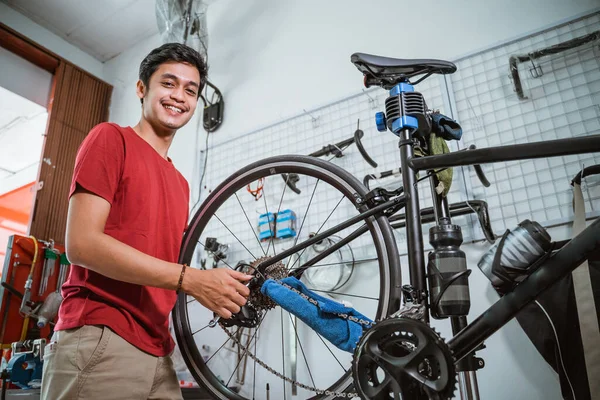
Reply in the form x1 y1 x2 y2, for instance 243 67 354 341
255 131 600 362
402 131 600 363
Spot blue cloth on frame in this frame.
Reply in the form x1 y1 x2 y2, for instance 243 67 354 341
260 277 372 353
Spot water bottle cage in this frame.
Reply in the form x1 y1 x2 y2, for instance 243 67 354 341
427 262 473 313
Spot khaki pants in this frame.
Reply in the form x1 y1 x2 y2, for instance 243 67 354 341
41 325 183 400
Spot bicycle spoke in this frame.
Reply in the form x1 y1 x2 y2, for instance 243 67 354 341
191 323 212 336
314 195 346 233
253 326 258 400
225 331 245 388
273 174 292 260
288 314 317 388
305 258 378 268
207 311 268 370
288 195 346 271
262 180 274 257
235 192 267 256
225 327 261 388
311 289 380 301
276 174 291 220
313 330 346 371
204 327 240 364
285 179 320 270
197 240 236 270
281 308 287 400
215 213 258 260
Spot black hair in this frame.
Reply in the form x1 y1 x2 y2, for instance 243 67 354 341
138 43 208 103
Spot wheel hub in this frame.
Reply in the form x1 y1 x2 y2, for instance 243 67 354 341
220 257 287 329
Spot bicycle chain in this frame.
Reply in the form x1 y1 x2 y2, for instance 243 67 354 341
221 279 430 398
221 279 375 398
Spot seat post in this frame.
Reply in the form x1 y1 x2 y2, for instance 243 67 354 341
398 127 428 311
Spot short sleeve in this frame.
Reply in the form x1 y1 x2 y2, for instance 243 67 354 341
69 123 125 204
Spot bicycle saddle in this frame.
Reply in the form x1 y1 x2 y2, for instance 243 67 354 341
351 52 457 89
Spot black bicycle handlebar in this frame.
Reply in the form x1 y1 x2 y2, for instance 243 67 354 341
308 138 354 158
466 145 491 187
305 120 377 166
362 145 491 190
284 121 378 194
363 168 402 188
354 127 378 168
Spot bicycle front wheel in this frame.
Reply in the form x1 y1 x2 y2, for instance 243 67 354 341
173 155 401 400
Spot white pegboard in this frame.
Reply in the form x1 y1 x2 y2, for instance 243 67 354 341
451 11 600 237
200 76 458 258
198 12 600 258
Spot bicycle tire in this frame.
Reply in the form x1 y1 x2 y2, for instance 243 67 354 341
173 155 401 400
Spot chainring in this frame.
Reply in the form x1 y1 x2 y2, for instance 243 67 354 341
352 317 456 400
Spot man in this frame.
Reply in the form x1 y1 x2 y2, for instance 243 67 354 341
41 43 252 400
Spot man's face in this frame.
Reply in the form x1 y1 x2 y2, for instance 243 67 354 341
138 61 201 134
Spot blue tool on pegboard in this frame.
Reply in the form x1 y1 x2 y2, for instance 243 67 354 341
276 209 297 239
258 212 276 241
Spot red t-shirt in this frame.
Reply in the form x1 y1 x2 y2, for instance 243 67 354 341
55 122 190 356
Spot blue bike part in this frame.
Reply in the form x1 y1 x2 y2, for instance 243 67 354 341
383 81 422 135
375 112 387 132
389 82 415 96
391 115 419 134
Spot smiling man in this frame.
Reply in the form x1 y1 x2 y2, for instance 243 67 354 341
40 43 252 400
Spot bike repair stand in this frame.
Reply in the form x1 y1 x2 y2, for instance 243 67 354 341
377 80 484 400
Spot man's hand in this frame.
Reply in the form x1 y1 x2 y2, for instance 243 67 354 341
182 268 253 319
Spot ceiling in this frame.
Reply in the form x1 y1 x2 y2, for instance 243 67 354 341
1 0 159 62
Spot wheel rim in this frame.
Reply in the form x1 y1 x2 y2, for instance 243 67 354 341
174 156 395 400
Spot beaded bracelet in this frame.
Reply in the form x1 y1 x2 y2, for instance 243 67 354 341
176 263 187 294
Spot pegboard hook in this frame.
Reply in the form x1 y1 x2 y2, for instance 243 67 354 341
303 109 320 128
528 54 543 79
362 89 378 109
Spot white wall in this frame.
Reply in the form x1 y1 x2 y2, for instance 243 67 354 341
0 2 105 80
204 0 600 144
102 2 600 399
104 0 600 199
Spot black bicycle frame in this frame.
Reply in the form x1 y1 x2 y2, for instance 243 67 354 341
402 131 600 362
256 132 600 364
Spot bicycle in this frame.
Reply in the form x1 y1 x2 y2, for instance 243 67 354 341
172 52 600 400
